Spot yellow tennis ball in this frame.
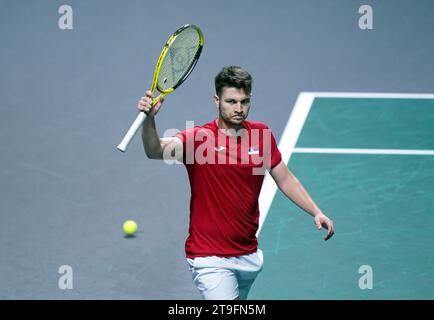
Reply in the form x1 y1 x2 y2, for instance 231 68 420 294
123 220 137 236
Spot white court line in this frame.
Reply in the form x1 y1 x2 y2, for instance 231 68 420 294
257 92 434 237
256 93 314 236
294 148 434 155
301 92 434 99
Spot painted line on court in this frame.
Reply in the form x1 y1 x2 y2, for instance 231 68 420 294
293 148 434 155
257 92 313 236
301 92 434 99
257 91 434 238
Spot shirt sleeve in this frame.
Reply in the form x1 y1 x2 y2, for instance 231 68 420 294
175 131 185 145
269 131 282 169
174 130 187 164
175 127 197 165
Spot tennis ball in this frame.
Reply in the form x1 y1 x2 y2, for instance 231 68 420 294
123 220 138 236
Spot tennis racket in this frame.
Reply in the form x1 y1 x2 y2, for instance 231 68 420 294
117 24 204 152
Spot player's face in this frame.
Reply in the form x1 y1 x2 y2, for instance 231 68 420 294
214 87 251 126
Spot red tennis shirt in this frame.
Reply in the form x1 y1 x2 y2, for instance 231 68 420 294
176 119 282 258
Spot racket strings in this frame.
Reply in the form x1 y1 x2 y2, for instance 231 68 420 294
158 26 201 91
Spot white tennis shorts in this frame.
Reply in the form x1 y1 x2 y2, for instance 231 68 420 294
186 249 264 300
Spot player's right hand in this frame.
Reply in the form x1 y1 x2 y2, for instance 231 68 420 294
138 90 165 117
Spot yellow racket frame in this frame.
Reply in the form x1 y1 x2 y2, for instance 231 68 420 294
149 24 204 107
117 24 203 152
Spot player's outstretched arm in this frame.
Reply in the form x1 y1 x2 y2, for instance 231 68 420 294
270 161 334 240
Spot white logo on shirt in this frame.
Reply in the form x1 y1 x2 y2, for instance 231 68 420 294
248 147 259 155
214 146 226 152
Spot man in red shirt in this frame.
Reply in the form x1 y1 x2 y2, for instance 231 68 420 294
139 66 334 300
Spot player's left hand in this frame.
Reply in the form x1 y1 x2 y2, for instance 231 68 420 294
314 213 334 241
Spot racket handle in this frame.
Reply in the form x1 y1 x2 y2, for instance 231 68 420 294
117 112 147 152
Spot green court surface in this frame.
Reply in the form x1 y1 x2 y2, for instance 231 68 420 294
251 94 434 299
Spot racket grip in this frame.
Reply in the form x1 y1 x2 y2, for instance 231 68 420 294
117 112 147 152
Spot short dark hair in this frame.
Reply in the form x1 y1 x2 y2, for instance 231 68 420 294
214 66 252 97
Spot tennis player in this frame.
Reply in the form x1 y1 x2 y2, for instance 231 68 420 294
139 66 334 300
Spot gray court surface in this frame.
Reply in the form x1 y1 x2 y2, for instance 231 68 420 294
1 0 434 299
